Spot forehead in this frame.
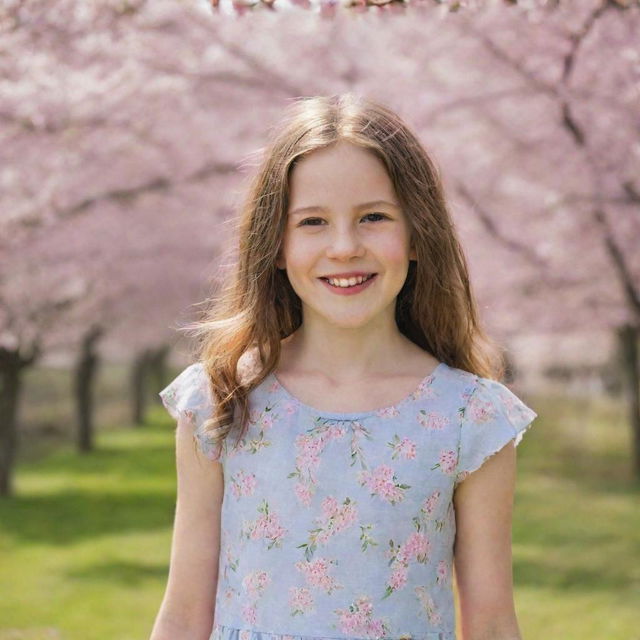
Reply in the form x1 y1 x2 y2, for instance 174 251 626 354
288 142 397 210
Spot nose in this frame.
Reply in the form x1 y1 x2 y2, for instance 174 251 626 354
324 223 366 259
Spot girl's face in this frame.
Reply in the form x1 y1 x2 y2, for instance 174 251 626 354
277 141 416 331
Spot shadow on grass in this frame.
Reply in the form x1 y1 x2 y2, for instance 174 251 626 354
66 558 169 585
1 416 180 545
0 488 175 544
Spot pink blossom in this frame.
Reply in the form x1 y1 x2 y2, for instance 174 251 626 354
294 482 313 506
438 450 457 474
437 560 448 583
389 565 408 590
422 489 441 515
417 411 449 430
468 396 496 423
289 586 314 614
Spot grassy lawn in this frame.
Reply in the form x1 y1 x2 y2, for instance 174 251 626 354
1 371 639 639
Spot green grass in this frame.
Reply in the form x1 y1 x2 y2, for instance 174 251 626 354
1 381 639 639
0 420 177 640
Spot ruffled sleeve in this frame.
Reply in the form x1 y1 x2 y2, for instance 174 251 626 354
159 362 225 462
454 376 537 486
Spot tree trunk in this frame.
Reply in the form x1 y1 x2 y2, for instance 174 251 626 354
131 349 152 426
0 352 21 497
617 323 640 481
75 325 104 453
0 347 39 498
149 344 170 405
132 345 171 426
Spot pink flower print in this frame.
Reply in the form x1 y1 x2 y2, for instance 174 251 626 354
436 560 449 584
299 496 358 561
282 400 297 415
376 405 401 419
388 435 417 460
417 410 449 431
240 406 278 453
421 489 441 518
246 500 288 549
334 595 390 639
289 586 315 616
241 570 271 598
257 412 275 431
431 449 457 475
241 602 257 625
328 423 347 439
416 377 439 398
384 532 431 598
294 556 343 594
404 531 431 563
289 423 347 504
296 433 328 473
357 464 410 505
294 482 313 507
222 543 239 579
467 393 497 423
240 628 253 640
320 495 339 518
230 469 257 500
388 565 408 590
415 586 442 626
239 569 270 626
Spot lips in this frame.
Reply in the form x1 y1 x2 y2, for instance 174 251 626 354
319 274 379 293
320 271 376 280
319 273 377 281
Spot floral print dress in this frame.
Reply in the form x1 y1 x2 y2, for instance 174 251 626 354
159 360 537 640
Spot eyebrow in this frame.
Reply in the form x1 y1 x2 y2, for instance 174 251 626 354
289 200 400 216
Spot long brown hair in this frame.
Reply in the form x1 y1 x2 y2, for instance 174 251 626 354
181 93 505 453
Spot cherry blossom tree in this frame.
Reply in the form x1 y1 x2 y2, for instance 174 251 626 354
1 0 638 496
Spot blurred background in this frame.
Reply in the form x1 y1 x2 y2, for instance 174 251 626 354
1 0 639 638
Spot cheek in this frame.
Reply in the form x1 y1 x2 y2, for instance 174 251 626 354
375 234 411 264
281 236 317 271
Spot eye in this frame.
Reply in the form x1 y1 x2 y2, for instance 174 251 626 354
362 212 388 222
297 213 388 227
298 217 323 227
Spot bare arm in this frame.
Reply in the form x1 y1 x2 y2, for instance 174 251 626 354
150 416 224 640
453 440 522 640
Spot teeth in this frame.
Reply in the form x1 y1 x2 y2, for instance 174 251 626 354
326 274 373 288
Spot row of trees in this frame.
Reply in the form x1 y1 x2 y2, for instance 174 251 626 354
1 0 638 496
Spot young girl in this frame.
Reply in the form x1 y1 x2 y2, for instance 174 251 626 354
151 94 537 640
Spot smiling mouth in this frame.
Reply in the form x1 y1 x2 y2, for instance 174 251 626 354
320 273 377 288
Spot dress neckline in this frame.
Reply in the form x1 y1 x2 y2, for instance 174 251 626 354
267 361 447 420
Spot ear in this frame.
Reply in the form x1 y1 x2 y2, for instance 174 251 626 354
275 253 286 270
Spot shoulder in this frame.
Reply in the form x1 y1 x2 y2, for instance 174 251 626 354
440 365 530 413
465 374 538 433
435 362 478 404
159 362 212 424
435 365 537 434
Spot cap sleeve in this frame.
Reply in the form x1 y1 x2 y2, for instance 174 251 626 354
159 362 224 462
455 376 537 486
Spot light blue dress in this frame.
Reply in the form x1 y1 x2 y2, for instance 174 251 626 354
159 361 537 640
